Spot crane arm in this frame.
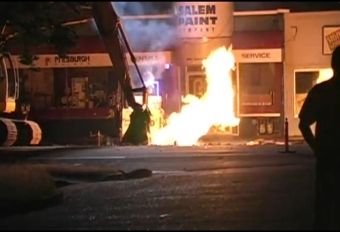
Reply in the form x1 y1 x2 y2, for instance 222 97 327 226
92 2 150 145
92 2 146 110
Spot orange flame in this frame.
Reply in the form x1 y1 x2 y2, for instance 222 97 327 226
316 68 333 84
151 46 240 146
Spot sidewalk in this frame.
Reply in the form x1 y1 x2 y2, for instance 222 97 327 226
198 134 305 146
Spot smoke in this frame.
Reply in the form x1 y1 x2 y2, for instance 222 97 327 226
112 2 173 15
129 63 165 90
111 2 177 86
112 2 177 51
122 20 177 51
112 2 146 15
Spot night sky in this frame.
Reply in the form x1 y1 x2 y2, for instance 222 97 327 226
234 1 340 12
114 2 340 15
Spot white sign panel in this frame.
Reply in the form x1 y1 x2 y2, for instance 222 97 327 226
175 2 233 38
125 52 172 66
11 54 109 68
233 49 282 63
323 26 340 55
12 52 172 68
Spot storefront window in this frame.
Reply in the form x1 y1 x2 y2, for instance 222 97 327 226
52 67 115 109
294 68 333 117
239 63 275 112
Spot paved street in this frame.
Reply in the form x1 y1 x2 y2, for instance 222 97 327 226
0 142 316 230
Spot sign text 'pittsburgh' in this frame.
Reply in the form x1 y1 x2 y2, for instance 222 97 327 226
55 55 90 63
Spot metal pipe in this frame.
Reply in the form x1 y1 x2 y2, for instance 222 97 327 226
279 117 295 153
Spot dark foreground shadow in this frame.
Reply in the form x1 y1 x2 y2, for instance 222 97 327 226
0 190 63 218
54 168 153 187
0 168 152 218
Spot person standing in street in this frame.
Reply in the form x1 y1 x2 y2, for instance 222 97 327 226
299 45 340 230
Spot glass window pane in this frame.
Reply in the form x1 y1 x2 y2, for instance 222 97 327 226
239 63 275 107
294 69 332 116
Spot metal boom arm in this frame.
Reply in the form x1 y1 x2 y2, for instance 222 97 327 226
92 2 150 145
92 2 146 109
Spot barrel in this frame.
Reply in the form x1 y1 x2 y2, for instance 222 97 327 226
12 119 42 146
0 118 18 146
0 118 42 146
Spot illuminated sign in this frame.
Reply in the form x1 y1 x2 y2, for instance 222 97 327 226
323 26 340 54
125 52 172 66
12 54 108 68
12 52 172 68
233 49 282 63
175 2 233 38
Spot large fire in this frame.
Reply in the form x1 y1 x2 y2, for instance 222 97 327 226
150 46 240 146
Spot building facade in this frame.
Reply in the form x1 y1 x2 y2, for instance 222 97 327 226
8 4 340 144
283 10 340 137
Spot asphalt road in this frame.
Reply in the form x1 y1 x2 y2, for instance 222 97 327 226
0 143 316 230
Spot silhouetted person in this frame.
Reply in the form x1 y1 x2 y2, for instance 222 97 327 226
299 45 340 230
